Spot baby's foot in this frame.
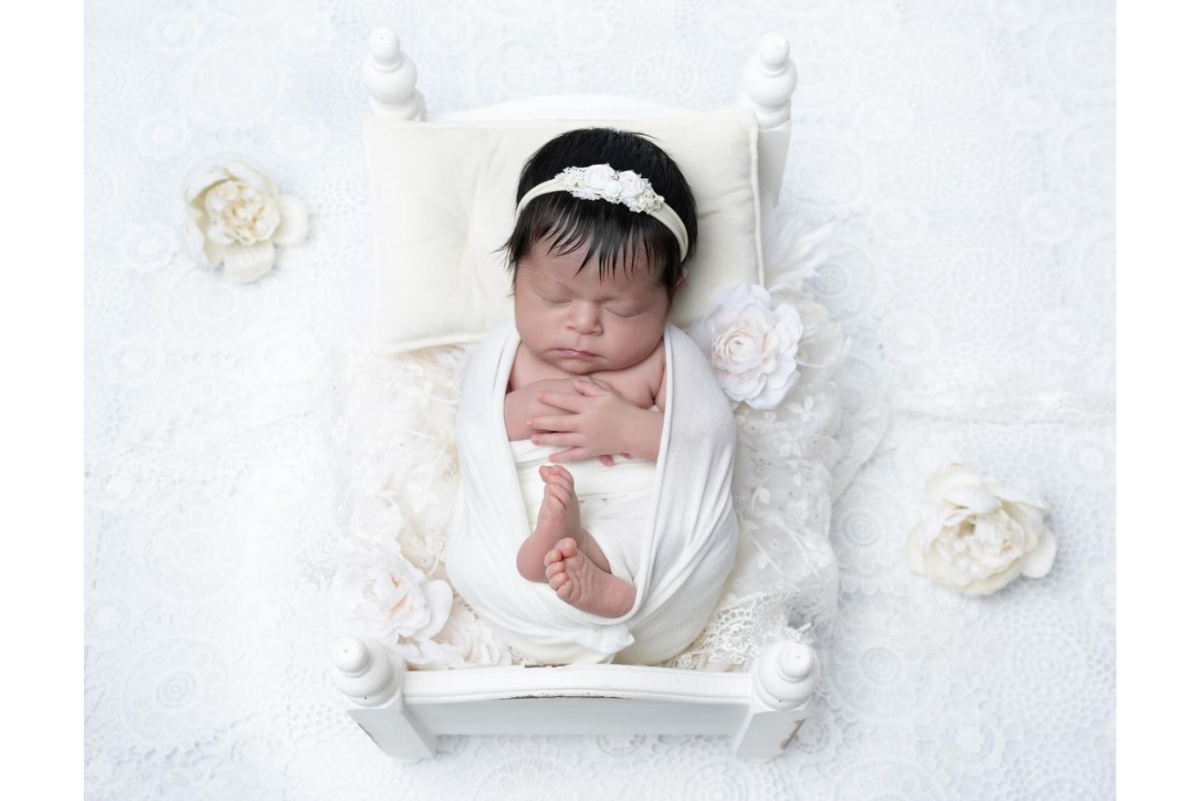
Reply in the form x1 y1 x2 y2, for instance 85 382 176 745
516 465 580 580
544 537 636 618
516 465 612 581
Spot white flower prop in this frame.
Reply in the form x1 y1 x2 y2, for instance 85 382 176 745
907 463 1057 597
330 537 452 643
183 159 309 282
397 598 514 670
688 284 804 410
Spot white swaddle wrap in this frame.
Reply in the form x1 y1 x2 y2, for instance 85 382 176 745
446 320 739 665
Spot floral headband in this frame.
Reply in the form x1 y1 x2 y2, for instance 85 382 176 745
515 163 690 260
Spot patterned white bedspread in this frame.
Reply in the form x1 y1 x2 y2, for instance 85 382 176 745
84 0 1115 798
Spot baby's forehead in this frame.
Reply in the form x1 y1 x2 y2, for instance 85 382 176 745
525 249 661 292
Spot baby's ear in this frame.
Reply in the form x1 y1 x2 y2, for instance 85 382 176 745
675 268 688 288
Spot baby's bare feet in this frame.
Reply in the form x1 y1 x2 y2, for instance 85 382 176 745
544 537 636 618
516 465 613 582
516 465 581 581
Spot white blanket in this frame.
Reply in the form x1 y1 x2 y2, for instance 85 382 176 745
446 320 739 665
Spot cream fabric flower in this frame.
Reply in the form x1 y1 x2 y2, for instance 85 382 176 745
584 164 613 193
907 463 1057 596
330 537 452 643
618 171 647 199
688 284 804 410
397 598 514 670
183 159 309 282
555 165 665 212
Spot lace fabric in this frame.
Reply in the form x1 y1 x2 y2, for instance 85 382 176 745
85 1 1114 796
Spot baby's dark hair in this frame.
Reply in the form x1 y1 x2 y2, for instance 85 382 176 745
496 127 698 306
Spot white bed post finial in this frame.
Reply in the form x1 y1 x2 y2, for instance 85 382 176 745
731 640 819 760
739 33 798 208
362 29 426 120
332 635 400 706
331 635 437 762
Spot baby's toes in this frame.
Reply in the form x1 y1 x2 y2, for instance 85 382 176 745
549 573 570 592
548 484 572 507
542 500 564 524
544 547 562 567
545 559 565 578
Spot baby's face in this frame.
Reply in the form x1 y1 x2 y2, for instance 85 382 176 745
513 235 671 375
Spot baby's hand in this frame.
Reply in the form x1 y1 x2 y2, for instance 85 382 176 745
576 375 621 397
572 379 632 466
507 378 602 440
530 378 642 465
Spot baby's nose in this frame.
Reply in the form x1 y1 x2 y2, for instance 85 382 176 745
568 302 602 332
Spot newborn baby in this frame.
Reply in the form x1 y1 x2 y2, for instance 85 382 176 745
447 126 740 665
495 127 697 621
504 233 683 619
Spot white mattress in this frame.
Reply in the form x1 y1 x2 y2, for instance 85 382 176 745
83 0 1115 798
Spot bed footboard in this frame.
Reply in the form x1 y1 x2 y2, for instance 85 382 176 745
331 635 819 763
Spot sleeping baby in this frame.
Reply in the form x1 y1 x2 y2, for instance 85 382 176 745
446 127 740 664
500 128 696 620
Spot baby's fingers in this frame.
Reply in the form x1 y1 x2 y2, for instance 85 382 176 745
572 378 604 396
537 391 585 412
531 432 582 448
528 415 577 433
573 377 620 397
598 455 616 467
547 447 589 464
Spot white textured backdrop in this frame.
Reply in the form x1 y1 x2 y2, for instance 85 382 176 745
84 0 1115 798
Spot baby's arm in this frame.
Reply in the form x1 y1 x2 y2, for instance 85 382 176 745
622 367 666 461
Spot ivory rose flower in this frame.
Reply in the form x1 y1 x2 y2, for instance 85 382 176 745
397 598 513 670
688 284 804 410
907 463 1057 597
183 159 309 282
330 536 452 642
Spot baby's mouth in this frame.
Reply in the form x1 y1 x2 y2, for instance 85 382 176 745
558 348 597 359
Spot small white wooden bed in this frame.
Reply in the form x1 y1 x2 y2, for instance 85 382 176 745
330 27 825 763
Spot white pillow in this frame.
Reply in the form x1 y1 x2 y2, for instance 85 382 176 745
364 105 764 354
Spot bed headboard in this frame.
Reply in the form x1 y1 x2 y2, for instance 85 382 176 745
361 28 798 214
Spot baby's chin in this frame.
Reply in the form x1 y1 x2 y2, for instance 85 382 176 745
544 351 639 375
550 356 605 374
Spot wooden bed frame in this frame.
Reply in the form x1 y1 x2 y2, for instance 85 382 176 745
333 27 817 763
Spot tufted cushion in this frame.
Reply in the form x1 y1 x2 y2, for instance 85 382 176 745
364 105 764 353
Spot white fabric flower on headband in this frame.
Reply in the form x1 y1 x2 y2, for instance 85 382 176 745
557 164 665 213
